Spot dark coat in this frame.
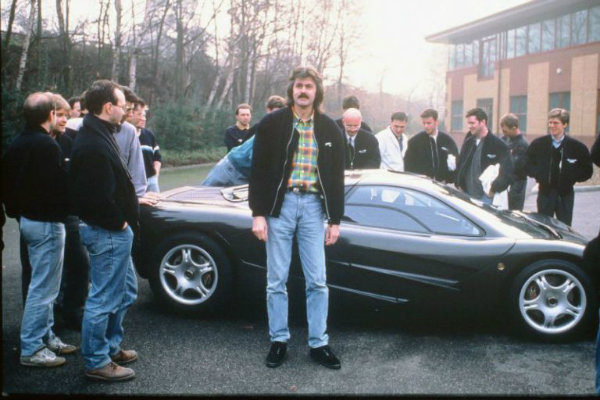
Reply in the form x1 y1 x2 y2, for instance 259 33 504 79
344 129 381 170
503 134 529 180
404 131 459 183
335 118 372 134
70 114 139 231
224 125 254 151
1 126 69 221
249 106 345 224
456 132 514 194
591 134 600 167
526 134 593 195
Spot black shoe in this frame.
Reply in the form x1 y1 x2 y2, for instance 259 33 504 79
309 345 341 369
265 342 287 368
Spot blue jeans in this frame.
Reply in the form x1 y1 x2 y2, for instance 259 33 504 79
202 157 248 187
596 313 600 394
147 175 160 192
19 217 65 356
79 222 138 370
266 192 329 348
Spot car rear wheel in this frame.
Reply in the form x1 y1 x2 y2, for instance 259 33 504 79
509 259 596 341
149 233 232 314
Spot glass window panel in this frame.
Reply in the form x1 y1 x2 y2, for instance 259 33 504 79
477 98 493 130
528 23 541 53
464 43 472 67
515 26 527 56
572 10 587 45
456 44 464 68
542 19 555 51
558 14 570 48
451 101 463 131
589 6 600 42
473 40 479 65
549 92 571 111
510 96 528 133
449 45 455 70
506 29 515 58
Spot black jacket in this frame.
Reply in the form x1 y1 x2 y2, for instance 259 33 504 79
526 134 593 195
224 125 254 151
335 118 372 134
70 114 139 231
404 131 458 183
503 134 529 180
249 106 345 224
139 128 162 178
344 129 381 170
591 134 600 168
2 126 69 221
456 133 514 194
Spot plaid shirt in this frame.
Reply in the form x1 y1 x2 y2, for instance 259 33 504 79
287 112 320 192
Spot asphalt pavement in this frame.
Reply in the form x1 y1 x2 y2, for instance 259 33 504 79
2 188 600 395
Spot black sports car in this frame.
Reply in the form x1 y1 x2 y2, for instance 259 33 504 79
137 170 597 341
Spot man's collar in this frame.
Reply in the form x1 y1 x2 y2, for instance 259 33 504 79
552 134 565 143
345 132 356 143
292 106 314 123
235 121 250 130
389 126 402 139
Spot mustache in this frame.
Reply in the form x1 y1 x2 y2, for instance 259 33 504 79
298 94 309 99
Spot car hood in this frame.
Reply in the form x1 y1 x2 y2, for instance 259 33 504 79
159 185 249 208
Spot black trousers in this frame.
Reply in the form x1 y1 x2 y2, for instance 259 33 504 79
536 189 575 226
508 179 527 211
20 215 90 321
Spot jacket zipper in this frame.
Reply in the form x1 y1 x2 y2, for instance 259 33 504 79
315 130 331 222
269 123 295 215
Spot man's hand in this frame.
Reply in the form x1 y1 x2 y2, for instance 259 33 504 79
139 191 161 206
325 224 340 246
121 221 128 230
488 189 495 199
153 161 162 177
252 216 268 242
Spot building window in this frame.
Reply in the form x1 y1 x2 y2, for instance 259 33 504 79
506 29 515 58
451 101 463 131
455 44 464 68
572 10 588 45
558 14 571 48
542 18 555 51
464 43 473 67
515 26 527 56
528 23 541 54
477 98 494 130
589 6 600 42
480 37 496 78
550 92 571 111
510 96 528 133
473 40 479 65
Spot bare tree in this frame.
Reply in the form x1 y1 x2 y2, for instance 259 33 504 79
111 0 123 81
15 0 36 90
56 0 73 92
3 0 19 51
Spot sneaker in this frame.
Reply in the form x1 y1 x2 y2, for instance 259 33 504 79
265 341 287 368
309 345 341 369
85 361 135 382
47 336 78 355
111 349 138 365
20 347 66 367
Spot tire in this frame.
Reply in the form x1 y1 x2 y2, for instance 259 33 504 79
508 259 596 341
149 233 233 314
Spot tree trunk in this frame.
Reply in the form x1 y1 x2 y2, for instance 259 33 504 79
56 0 72 92
16 0 36 90
111 0 122 81
2 0 18 51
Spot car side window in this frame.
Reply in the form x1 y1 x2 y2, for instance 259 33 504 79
346 185 481 236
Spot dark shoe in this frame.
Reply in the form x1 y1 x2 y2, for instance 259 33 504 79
309 345 341 369
85 361 135 382
111 349 138 365
265 342 287 368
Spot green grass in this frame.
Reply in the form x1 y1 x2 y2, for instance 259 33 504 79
160 147 227 167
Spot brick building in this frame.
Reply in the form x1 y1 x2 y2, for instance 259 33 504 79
426 0 600 146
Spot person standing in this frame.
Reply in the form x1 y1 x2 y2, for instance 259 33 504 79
225 104 254 151
404 108 458 183
456 108 513 204
203 95 286 187
375 111 409 171
249 66 345 370
2 92 76 367
341 108 380 170
131 100 162 193
526 108 592 225
500 113 529 211
335 95 373 133
70 80 140 381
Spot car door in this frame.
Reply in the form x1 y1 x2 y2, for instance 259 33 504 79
326 185 515 305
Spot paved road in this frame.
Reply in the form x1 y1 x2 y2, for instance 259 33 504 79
2 189 599 395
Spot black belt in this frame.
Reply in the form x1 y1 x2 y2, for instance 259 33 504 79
287 186 318 194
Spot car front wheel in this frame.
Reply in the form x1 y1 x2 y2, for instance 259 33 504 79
149 233 232 314
509 259 596 341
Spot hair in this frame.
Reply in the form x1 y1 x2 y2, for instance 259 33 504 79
235 103 252 114
420 108 438 120
23 92 55 128
85 80 121 115
465 107 488 124
68 96 80 109
78 90 87 111
120 85 139 104
500 113 519 129
133 98 147 111
342 95 360 110
50 93 70 111
390 111 407 122
265 95 286 110
286 66 324 111
548 108 569 124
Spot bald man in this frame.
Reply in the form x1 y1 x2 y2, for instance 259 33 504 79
341 108 380 170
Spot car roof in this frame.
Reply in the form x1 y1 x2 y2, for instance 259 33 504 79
346 169 439 192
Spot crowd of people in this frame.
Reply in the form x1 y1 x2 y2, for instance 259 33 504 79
2 65 600 384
